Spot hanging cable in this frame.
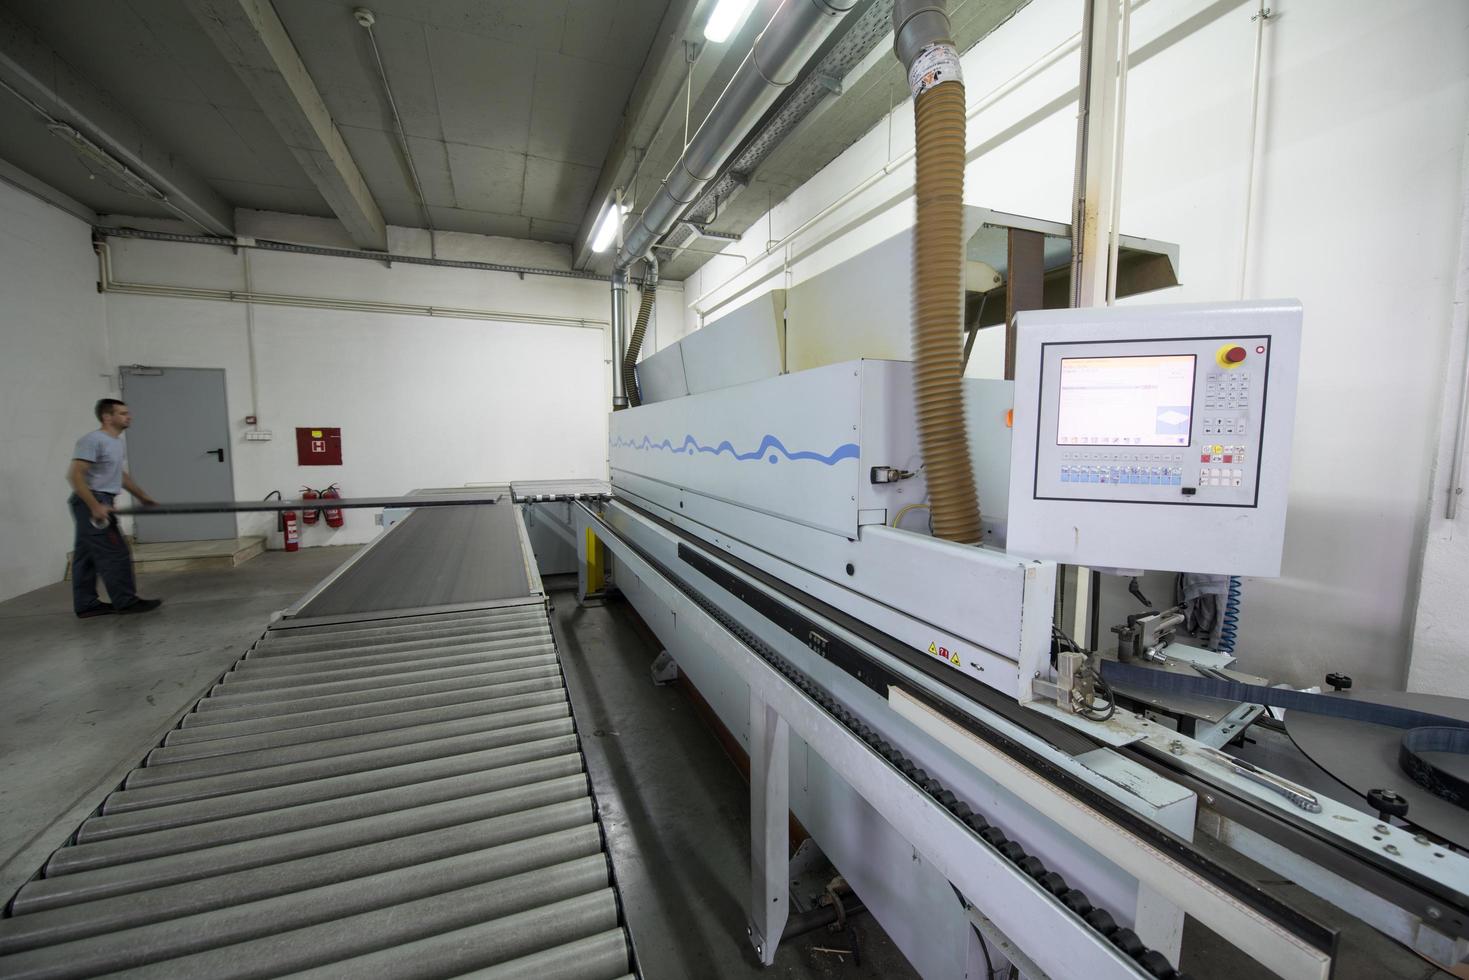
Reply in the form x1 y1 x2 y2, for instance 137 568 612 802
356 8 436 255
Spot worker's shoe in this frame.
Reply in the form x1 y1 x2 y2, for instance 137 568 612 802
117 598 163 615
75 602 114 619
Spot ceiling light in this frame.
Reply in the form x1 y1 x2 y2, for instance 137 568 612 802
703 0 755 42
591 202 627 253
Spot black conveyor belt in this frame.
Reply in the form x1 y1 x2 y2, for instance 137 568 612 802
1 507 635 980
295 503 534 619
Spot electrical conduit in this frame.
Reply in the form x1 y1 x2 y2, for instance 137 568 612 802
896 1 982 545
624 259 658 407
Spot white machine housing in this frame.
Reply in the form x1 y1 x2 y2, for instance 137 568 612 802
1007 299 1302 575
609 359 1053 701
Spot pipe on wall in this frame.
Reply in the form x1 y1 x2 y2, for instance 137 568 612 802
610 268 629 408
895 0 983 545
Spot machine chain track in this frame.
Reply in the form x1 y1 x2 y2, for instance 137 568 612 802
663 568 1190 980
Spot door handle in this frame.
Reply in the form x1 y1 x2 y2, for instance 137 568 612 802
209 448 225 462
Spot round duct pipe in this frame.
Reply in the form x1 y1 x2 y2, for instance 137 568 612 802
895 0 983 545
624 258 659 407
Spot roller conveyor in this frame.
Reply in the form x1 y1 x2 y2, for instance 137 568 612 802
1 504 637 980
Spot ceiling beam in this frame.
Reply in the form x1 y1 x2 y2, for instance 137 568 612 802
0 7 234 235
187 0 387 251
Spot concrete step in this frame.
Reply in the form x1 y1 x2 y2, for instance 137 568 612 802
66 536 266 579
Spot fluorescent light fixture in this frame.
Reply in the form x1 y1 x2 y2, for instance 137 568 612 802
703 0 755 42
591 202 626 253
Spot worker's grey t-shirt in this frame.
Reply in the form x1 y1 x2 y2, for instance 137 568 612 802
73 430 126 495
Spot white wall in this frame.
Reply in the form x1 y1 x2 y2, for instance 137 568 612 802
0 193 672 599
678 0 1469 691
101 237 643 547
1408 158 1469 697
0 181 107 601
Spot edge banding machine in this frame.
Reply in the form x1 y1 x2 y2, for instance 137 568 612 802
574 297 1469 979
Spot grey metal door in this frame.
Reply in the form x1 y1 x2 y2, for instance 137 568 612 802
119 366 236 542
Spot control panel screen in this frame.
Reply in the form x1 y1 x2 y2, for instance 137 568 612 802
1056 354 1196 448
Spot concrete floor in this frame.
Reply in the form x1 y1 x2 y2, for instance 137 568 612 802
0 546 357 901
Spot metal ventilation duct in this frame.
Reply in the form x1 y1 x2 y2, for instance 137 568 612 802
661 0 894 255
613 0 860 272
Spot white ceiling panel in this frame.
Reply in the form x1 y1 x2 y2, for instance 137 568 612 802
521 157 600 225
528 51 637 168
424 25 535 153
445 142 527 215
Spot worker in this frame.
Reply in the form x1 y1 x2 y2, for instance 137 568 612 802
67 398 162 617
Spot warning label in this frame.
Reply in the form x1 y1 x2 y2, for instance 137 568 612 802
927 641 961 668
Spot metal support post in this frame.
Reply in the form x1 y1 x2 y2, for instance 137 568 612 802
748 693 790 965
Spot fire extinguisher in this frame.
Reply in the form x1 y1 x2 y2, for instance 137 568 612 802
267 491 299 552
300 486 320 525
321 484 344 528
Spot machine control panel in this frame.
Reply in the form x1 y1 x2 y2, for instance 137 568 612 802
1007 301 1301 576
1035 338 1270 507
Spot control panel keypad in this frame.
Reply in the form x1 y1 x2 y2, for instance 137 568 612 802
1060 451 1182 486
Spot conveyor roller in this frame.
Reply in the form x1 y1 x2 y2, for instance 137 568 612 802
2 599 635 979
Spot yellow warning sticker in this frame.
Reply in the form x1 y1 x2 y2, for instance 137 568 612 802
928 641 962 669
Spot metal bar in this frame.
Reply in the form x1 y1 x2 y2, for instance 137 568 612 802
183 664 562 722
145 690 569 766
51 755 588 875
104 736 580 828
197 655 560 709
748 694 791 965
448 930 630 980
111 492 504 517
10 775 590 914
221 644 555 690
280 887 621 980
271 596 545 631
118 716 575 803
107 742 581 854
248 622 549 659
0 830 605 977
121 711 574 799
163 676 567 744
55 867 616 980
0 801 596 952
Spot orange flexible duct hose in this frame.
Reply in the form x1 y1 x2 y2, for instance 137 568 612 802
623 281 657 407
912 78 983 544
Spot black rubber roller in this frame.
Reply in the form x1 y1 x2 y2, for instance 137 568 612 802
979 826 1007 846
1017 856 1046 878
1135 949 1176 977
952 802 973 821
1060 889 1092 915
1084 908 1118 936
1038 871 1068 896
1108 928 1145 957
999 841 1027 863
963 813 989 833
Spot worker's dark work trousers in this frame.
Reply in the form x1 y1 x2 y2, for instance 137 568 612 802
69 492 139 613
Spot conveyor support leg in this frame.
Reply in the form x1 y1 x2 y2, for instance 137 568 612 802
580 527 607 603
749 693 790 966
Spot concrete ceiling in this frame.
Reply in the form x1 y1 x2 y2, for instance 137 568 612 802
0 0 1032 276
0 0 677 244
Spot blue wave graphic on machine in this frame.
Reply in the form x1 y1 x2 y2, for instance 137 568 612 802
611 432 860 466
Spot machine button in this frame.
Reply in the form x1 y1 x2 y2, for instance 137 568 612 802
1223 454 1233 463
1217 344 1248 369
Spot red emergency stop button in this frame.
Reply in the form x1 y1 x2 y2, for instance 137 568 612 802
1225 346 1247 363
1216 344 1249 368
